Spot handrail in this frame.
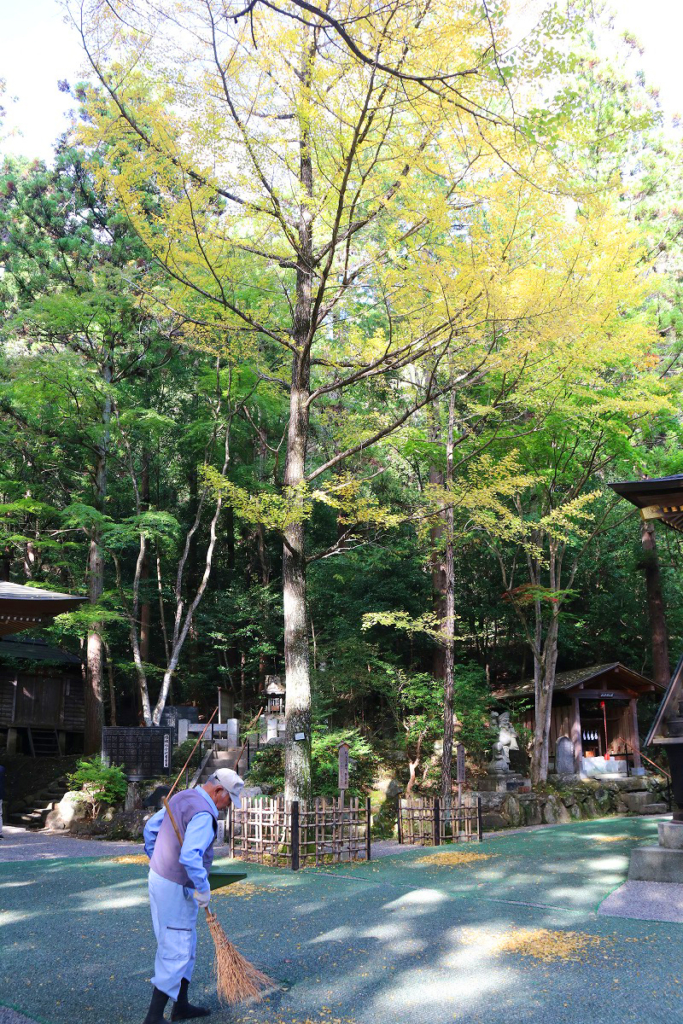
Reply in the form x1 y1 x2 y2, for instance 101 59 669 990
189 744 215 789
167 706 218 798
640 751 671 781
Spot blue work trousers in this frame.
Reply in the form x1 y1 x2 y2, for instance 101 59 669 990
148 868 199 1000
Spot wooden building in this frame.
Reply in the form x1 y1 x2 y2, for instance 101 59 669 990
0 636 84 756
494 663 665 773
0 582 86 756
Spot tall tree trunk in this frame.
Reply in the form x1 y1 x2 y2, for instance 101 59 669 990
139 452 151 665
640 520 671 687
427 400 446 680
283 352 312 801
441 389 456 822
283 37 314 802
85 527 105 753
84 364 111 754
104 640 117 727
530 609 560 784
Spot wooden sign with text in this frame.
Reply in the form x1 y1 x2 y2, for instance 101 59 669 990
456 743 466 784
338 742 350 792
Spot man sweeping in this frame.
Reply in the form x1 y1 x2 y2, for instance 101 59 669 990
142 768 245 1023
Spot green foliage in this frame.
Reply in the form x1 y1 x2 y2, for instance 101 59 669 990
452 664 493 761
67 756 128 816
247 728 378 798
171 739 203 782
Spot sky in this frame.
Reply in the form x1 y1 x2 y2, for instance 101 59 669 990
1 0 683 163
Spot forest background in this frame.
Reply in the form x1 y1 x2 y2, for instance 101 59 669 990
1 0 683 799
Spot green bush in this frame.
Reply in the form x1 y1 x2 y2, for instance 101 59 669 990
452 662 494 761
245 744 284 792
247 727 378 799
67 756 128 817
172 738 203 780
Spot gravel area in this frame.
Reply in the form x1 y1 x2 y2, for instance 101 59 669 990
599 879 683 923
0 826 143 862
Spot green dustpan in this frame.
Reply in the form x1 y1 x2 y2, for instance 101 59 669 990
209 870 247 891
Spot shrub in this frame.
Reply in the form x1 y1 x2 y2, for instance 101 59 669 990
67 756 128 817
246 744 285 793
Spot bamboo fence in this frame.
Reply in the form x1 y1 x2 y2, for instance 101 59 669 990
228 795 372 869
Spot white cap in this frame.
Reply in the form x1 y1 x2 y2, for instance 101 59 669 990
208 768 245 808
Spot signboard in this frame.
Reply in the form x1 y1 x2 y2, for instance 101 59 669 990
456 743 466 784
102 726 174 780
160 707 179 747
600 693 615 699
338 742 350 791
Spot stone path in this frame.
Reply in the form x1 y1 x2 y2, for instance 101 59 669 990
2 814 682 1024
0 825 143 863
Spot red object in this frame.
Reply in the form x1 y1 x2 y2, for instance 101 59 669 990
601 701 609 759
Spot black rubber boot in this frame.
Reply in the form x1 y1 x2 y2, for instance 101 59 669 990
143 986 169 1024
171 978 211 1020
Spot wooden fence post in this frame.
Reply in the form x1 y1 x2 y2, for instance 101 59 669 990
397 798 403 845
477 796 483 842
434 797 441 847
366 797 372 861
228 803 234 858
291 800 300 871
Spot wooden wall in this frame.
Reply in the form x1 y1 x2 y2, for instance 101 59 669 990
0 672 84 731
516 698 637 756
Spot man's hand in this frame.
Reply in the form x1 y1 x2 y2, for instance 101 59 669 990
194 888 211 909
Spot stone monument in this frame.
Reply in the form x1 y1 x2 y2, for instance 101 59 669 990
487 712 519 774
555 735 575 775
478 712 530 793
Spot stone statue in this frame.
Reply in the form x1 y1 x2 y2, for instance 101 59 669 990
488 711 519 775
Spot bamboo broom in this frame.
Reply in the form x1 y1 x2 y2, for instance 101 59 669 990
163 784 273 1004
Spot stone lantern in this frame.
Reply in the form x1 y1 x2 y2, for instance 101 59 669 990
264 675 286 743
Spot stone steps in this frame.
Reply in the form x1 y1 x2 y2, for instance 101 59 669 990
8 775 69 830
198 749 241 785
640 803 669 815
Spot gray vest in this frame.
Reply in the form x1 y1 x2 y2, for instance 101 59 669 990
149 789 217 888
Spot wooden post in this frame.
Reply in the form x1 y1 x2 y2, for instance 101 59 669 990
477 796 483 842
397 799 403 845
571 696 582 773
366 797 372 861
291 800 300 871
228 803 234 858
629 699 643 772
433 797 441 846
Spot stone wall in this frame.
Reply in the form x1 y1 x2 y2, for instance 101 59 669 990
477 775 669 831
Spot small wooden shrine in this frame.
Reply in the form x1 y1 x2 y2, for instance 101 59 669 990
494 663 664 773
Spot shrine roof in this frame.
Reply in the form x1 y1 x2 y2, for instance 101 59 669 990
0 582 85 636
0 635 81 664
494 662 663 699
610 475 683 534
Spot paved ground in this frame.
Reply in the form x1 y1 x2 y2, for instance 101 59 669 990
2 815 682 1024
0 826 143 863
599 879 683 923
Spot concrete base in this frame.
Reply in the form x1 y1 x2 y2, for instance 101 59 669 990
659 821 683 850
628 844 683 883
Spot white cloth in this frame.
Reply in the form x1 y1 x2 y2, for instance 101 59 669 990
148 867 199 1000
